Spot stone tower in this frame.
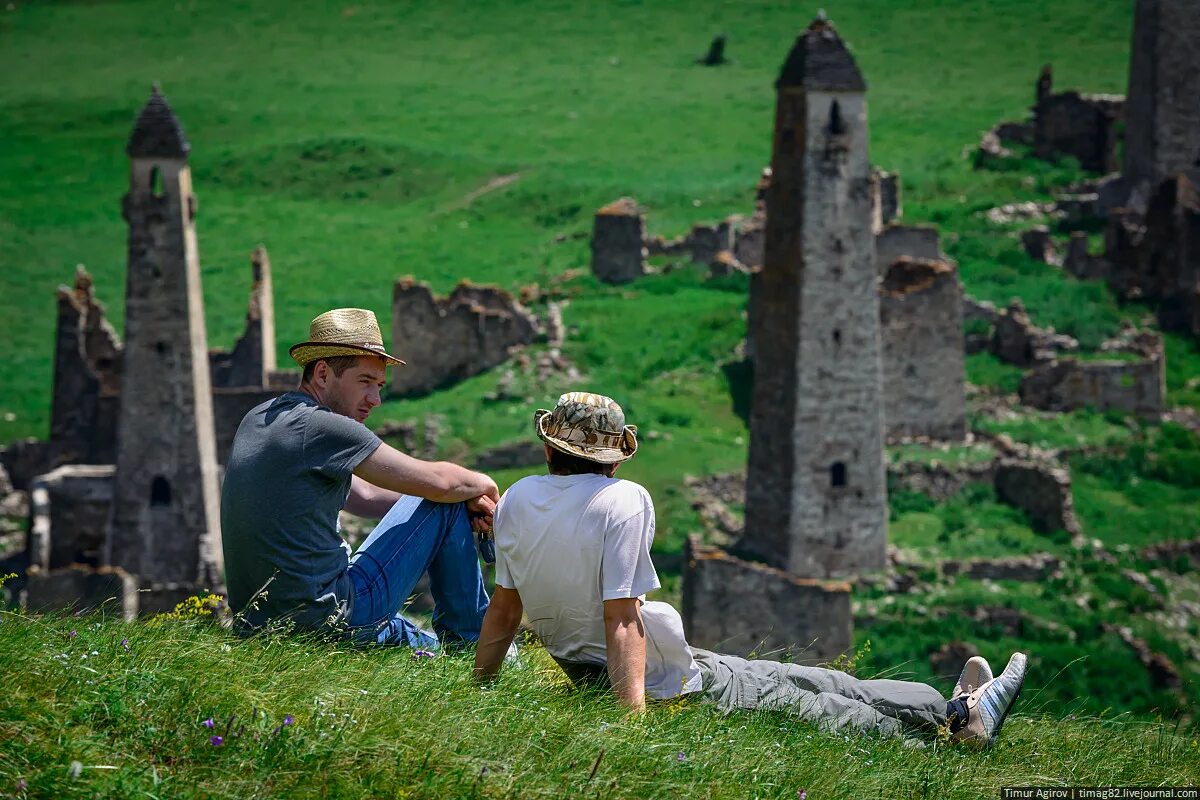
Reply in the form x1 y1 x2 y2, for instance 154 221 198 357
107 86 224 596
1123 0 1200 201
742 18 887 578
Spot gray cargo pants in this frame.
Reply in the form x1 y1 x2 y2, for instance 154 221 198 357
692 648 947 740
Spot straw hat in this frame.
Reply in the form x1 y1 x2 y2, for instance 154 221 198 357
534 392 638 464
288 308 405 367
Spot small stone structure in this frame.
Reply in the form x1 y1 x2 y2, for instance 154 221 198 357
24 564 138 621
590 198 647 284
742 17 887 579
1064 231 1108 280
682 536 852 663
990 299 1078 367
1020 226 1058 264
993 459 1082 536
875 223 941 275
878 258 967 441
1033 85 1125 173
26 465 114 572
942 554 1063 582
979 65 1124 173
391 278 539 396
1019 332 1165 417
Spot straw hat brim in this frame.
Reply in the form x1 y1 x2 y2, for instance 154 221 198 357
534 408 638 465
289 341 406 367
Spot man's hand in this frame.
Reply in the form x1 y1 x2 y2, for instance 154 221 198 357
466 494 496 534
355 441 498 504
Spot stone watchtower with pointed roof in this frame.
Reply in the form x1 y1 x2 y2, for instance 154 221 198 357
741 18 887 578
106 86 224 605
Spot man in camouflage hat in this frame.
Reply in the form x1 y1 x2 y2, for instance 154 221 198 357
474 391 1027 746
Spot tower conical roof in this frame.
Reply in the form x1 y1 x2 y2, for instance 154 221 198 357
126 85 190 158
775 17 866 92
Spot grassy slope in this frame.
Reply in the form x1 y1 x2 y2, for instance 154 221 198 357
1 611 1197 800
3 0 1200 788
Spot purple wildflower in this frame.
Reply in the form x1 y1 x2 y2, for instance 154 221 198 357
282 714 295 727
67 630 77 639
412 649 435 659
120 638 130 652
202 717 215 729
210 735 224 747
676 751 687 762
16 778 27 791
798 790 807 800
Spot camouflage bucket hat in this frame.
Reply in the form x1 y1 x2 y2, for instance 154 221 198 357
534 392 639 465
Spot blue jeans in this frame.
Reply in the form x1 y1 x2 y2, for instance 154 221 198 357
345 496 489 649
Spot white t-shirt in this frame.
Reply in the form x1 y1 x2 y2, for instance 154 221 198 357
494 473 703 699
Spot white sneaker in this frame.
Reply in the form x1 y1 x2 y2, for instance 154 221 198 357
952 655 993 699
953 652 1027 748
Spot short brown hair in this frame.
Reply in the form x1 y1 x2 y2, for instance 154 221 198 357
546 446 616 477
301 355 360 383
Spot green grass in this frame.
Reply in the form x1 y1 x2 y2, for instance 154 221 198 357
2 610 1197 799
972 409 1138 451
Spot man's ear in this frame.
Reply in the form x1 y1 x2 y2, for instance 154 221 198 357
311 359 329 387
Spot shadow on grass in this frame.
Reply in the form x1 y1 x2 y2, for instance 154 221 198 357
721 358 753 426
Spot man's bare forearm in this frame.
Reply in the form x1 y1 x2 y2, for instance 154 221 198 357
604 601 646 711
474 587 523 682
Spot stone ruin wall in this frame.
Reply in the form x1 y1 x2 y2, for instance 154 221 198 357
590 197 647 284
878 258 967 441
1019 344 1166 418
391 278 539 397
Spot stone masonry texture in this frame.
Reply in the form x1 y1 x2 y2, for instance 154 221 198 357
744 18 887 578
1123 0 1200 201
682 536 852 662
108 88 224 592
590 198 647 284
878 258 967 441
391 279 539 397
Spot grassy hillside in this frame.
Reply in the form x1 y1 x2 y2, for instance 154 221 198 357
1 609 1197 799
3 0 1200 771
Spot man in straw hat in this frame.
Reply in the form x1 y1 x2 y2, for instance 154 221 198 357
222 308 499 648
473 392 1028 747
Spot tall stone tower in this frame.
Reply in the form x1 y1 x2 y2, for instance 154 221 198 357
742 18 887 578
107 86 224 597
1123 0 1200 201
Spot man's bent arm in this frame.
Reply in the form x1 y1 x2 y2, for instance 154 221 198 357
344 476 404 518
354 441 499 504
603 597 646 711
474 586 523 681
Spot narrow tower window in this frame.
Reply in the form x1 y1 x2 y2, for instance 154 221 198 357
150 476 172 506
830 462 847 488
827 100 847 136
150 166 163 198
832 329 842 346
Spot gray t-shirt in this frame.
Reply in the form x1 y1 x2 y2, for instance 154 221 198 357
221 391 382 632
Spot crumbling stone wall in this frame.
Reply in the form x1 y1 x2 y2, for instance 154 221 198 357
878 258 967 441
682 535 852 662
1019 350 1166 417
26 465 114 572
391 278 539 396
1034 89 1124 173
49 267 121 468
875 224 941 275
871 168 902 231
590 198 647 284
991 299 1078 366
210 246 276 389
993 459 1081 535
